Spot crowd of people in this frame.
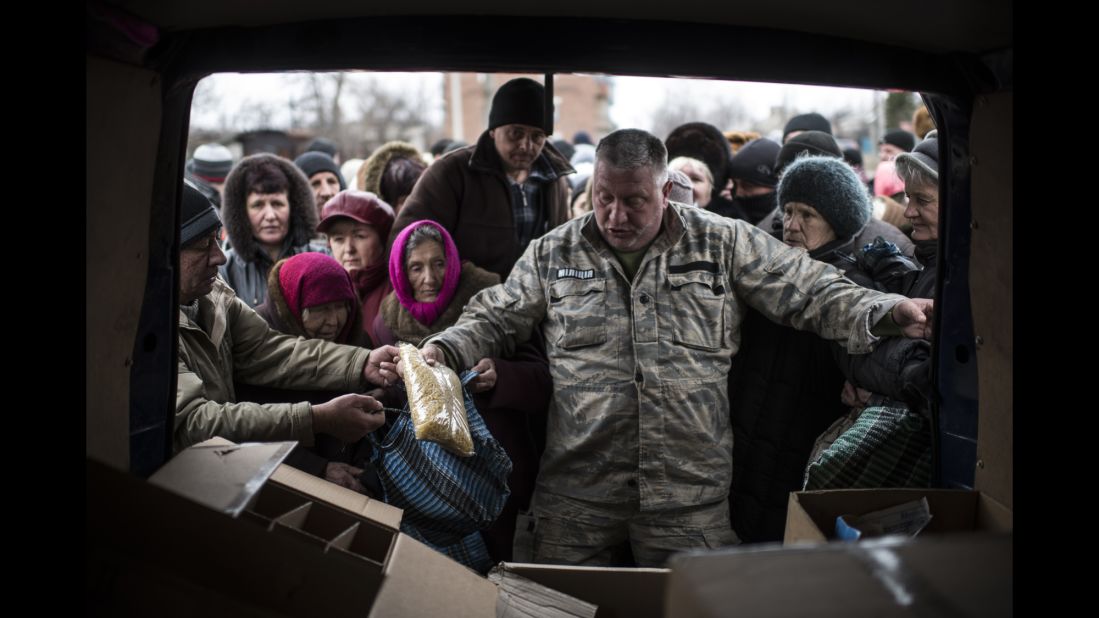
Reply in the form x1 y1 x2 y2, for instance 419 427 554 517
178 77 940 569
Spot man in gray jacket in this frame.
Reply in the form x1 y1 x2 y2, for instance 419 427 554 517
176 180 399 458
388 129 933 567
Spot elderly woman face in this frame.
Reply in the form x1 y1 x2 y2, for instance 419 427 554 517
783 201 837 251
326 219 384 272
672 160 713 208
301 300 350 341
903 179 939 241
406 239 447 303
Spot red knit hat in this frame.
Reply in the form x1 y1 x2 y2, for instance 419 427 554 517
277 253 357 336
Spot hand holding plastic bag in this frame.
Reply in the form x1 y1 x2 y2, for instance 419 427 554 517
398 343 475 457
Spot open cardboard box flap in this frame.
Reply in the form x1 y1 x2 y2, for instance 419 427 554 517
784 488 1013 544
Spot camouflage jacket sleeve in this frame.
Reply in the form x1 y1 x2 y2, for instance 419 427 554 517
426 240 548 370
729 223 908 354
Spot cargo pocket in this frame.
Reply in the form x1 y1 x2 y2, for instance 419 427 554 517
667 271 726 352
549 278 608 349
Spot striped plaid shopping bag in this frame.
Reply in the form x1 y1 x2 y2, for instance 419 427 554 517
369 370 513 551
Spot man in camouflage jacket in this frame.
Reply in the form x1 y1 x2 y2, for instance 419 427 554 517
403 130 932 567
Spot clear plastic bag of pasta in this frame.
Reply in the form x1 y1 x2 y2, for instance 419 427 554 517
398 343 474 457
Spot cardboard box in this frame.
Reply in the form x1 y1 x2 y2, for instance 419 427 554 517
90 438 498 617
784 488 1013 544
498 563 669 618
664 533 1012 618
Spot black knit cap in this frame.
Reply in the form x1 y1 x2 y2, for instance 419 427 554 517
293 151 346 190
488 78 546 131
777 155 871 240
727 138 781 187
181 179 222 248
843 147 864 167
776 130 843 174
783 113 832 141
882 129 917 152
665 122 733 192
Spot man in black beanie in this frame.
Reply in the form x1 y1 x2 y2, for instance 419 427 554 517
782 112 832 143
390 77 575 279
879 129 916 162
294 151 346 220
726 137 781 228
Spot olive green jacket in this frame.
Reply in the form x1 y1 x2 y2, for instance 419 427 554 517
175 279 371 452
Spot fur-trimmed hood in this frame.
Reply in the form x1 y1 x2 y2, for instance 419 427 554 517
358 141 427 197
222 153 318 261
255 258 367 346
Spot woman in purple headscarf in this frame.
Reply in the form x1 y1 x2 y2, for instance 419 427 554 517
373 219 551 563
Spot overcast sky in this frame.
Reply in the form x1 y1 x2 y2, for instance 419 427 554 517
190 71 884 138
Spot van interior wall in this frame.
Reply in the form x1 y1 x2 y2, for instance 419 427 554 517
970 92 1012 509
87 56 162 470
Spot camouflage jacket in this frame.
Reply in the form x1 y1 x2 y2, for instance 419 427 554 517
428 203 907 510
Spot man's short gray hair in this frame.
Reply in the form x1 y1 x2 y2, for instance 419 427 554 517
596 129 669 185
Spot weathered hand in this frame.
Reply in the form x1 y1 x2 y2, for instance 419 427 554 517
312 393 384 443
364 345 401 387
470 357 497 393
892 298 934 340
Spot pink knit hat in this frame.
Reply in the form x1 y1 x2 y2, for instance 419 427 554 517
278 252 358 339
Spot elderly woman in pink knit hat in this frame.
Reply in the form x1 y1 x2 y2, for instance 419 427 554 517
240 251 380 494
373 218 552 563
253 251 369 346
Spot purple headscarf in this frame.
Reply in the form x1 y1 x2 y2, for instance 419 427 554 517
389 220 462 326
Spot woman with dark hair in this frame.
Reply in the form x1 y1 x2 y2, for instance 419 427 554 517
358 141 428 215
375 219 552 563
219 153 320 307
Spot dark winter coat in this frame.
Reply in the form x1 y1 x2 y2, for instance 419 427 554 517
833 240 936 411
389 130 574 279
728 232 889 543
219 154 321 307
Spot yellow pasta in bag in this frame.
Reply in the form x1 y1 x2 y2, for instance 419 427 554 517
398 343 474 457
